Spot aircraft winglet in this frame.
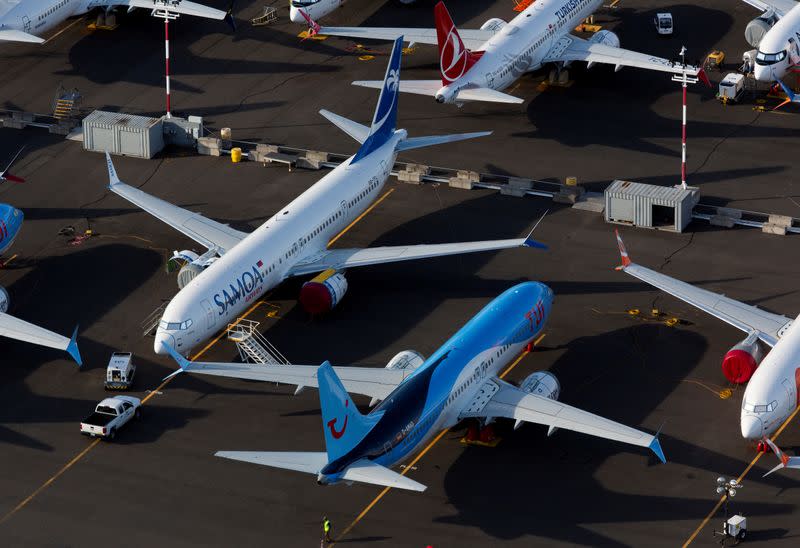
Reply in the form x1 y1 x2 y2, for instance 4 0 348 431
649 435 666 464
0 146 26 183
763 437 791 477
161 341 192 381
614 229 632 269
66 325 82 367
774 79 797 111
523 209 549 250
105 152 121 187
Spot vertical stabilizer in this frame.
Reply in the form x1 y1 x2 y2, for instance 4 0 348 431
434 1 483 86
351 37 404 162
318 361 383 462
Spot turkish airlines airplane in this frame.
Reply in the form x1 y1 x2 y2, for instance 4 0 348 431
0 149 81 365
303 0 706 105
614 231 798 443
739 0 800 82
0 0 231 44
161 282 665 492
106 37 545 358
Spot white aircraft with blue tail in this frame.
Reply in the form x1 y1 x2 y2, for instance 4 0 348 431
106 37 544 358
162 281 665 492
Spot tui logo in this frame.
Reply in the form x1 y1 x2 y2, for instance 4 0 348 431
327 399 349 439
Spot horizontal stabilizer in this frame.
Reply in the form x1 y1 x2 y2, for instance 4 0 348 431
455 87 524 104
396 131 491 152
341 459 427 491
0 30 44 44
216 451 328 474
353 79 441 97
319 109 369 144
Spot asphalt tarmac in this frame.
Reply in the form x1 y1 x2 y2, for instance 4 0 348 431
0 0 799 546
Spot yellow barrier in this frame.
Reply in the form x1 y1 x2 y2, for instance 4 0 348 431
231 147 242 163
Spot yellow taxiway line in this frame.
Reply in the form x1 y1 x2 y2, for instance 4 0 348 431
682 404 800 547
333 333 546 544
0 181 396 525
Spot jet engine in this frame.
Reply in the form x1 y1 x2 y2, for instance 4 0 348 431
722 333 764 384
299 271 348 315
480 18 507 33
745 13 777 48
519 371 560 401
0 285 9 314
168 249 218 290
589 30 620 49
385 350 425 371
435 86 458 104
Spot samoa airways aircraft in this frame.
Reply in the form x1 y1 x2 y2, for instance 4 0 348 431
106 37 545 358
0 0 231 44
302 0 707 105
0 149 81 365
614 231 800 444
162 281 665 492
739 0 800 82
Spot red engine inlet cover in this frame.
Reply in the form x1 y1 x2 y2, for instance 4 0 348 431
722 349 757 384
299 282 333 315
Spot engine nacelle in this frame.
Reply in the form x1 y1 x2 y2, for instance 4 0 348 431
589 30 620 49
745 16 776 48
722 334 764 384
435 85 458 104
300 271 348 315
386 350 425 371
0 285 9 314
480 18 507 33
177 263 204 289
169 249 216 290
519 371 560 400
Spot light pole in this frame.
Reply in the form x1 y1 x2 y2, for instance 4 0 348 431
714 476 743 541
671 47 699 190
151 2 181 119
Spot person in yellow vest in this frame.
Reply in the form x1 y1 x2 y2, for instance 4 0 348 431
323 516 333 544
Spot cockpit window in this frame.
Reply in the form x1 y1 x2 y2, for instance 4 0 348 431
159 319 193 331
291 0 319 6
755 50 786 65
742 399 777 413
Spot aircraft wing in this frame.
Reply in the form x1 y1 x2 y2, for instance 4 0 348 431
109 0 227 20
544 35 703 77
0 312 81 365
461 378 665 461
614 231 791 347
0 30 44 44
162 344 408 401
318 26 493 50
287 237 545 278
738 0 796 17
105 153 247 254
352 80 523 103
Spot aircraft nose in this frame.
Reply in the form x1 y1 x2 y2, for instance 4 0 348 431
740 414 763 440
154 330 176 355
289 7 304 24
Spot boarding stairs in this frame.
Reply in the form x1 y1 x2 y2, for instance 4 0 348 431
227 319 289 365
252 6 278 26
52 85 82 120
141 301 169 336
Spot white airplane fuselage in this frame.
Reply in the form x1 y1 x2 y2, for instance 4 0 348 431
153 131 403 356
740 316 800 440
0 0 101 38
752 4 800 82
436 0 601 102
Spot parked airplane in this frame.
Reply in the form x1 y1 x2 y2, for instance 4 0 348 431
162 281 665 491
302 0 707 105
614 230 798 443
762 437 800 476
0 0 232 44
739 0 800 82
106 37 544 358
0 149 81 365
289 0 419 25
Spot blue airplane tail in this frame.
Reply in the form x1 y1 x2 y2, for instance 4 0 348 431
351 37 404 162
318 361 383 462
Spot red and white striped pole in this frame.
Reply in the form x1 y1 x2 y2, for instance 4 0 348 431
672 46 699 190
165 17 171 119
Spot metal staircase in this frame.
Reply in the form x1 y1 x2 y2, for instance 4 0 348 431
52 85 82 120
227 319 289 365
141 302 169 337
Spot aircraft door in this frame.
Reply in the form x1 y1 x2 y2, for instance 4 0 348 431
783 379 796 406
21 15 31 32
201 299 216 330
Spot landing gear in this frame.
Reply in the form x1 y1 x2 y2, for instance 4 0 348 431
547 65 570 86
461 420 500 447
756 440 772 453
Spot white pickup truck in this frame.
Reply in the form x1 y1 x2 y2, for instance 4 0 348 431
80 396 141 440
